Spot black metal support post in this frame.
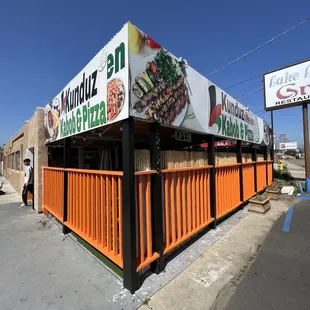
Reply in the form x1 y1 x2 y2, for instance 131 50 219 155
122 117 140 293
150 123 165 273
302 104 310 192
236 140 244 208
270 111 274 182
208 135 217 229
252 146 257 193
62 137 71 235
264 146 268 185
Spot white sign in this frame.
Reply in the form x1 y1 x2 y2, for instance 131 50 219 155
264 59 310 111
44 24 129 143
43 21 271 145
279 142 297 150
128 22 270 144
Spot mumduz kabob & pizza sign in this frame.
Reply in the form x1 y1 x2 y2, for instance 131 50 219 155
128 22 269 144
44 21 270 145
44 25 129 142
208 85 261 143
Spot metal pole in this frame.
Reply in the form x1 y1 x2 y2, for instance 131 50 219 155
208 135 217 229
252 145 257 193
271 111 274 158
236 140 244 208
302 104 310 192
270 111 274 182
264 146 268 186
150 123 165 273
62 137 71 235
121 117 140 293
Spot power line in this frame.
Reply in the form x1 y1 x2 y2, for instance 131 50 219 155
236 87 263 99
257 111 268 116
224 74 262 90
207 17 310 76
252 109 265 114
223 56 307 90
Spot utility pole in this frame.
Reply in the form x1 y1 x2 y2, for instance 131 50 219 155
302 104 310 192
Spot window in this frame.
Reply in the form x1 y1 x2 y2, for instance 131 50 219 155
15 151 20 171
12 153 15 170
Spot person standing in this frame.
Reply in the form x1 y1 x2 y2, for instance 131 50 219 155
0 181 5 195
21 158 34 209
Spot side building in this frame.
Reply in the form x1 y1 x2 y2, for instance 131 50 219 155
3 108 48 211
0 147 3 175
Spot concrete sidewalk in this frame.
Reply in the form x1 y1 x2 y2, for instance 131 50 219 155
0 177 141 310
0 175 292 310
140 200 290 310
222 199 310 310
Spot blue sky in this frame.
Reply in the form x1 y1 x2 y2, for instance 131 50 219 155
0 0 309 146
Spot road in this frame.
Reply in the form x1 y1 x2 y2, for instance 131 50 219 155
284 159 305 179
287 159 305 168
223 199 310 310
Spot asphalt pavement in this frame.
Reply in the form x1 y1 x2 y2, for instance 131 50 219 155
287 159 305 168
0 177 141 310
223 199 310 310
284 160 305 179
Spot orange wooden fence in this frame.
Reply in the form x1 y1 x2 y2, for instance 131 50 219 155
267 161 273 185
215 164 242 219
42 167 64 221
135 171 160 271
162 166 213 254
256 161 267 192
65 169 124 268
42 158 272 276
242 163 256 201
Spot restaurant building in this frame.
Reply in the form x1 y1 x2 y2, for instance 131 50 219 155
4 22 273 293
0 147 3 175
3 108 48 210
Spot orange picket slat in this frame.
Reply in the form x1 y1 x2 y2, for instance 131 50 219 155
163 167 213 255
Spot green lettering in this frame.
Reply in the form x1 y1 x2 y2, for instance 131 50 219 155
100 101 106 125
94 104 100 126
82 105 87 130
114 42 125 73
68 118 72 135
107 53 114 79
87 103 90 128
227 117 231 136
221 114 227 136
107 42 126 79
72 112 76 134
235 121 239 138
77 108 82 132
90 106 95 128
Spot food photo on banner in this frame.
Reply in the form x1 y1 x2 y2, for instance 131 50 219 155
44 25 129 143
43 21 271 145
127 22 270 144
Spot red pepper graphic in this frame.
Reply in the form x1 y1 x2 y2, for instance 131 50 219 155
144 34 161 49
209 104 222 127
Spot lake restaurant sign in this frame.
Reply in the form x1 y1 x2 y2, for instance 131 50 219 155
279 142 297 150
264 59 310 111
